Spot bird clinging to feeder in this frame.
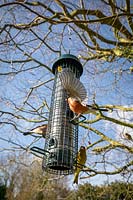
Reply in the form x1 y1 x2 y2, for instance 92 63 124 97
67 97 109 121
59 68 109 122
73 146 87 184
23 124 47 138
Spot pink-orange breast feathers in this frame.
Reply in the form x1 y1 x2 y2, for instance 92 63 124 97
67 98 89 114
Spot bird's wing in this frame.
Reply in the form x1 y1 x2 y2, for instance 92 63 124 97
23 124 47 137
30 124 47 133
59 68 87 102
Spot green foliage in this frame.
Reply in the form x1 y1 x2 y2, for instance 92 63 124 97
103 182 133 200
66 182 133 200
0 183 7 200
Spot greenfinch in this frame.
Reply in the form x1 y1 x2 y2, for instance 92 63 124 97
73 146 87 184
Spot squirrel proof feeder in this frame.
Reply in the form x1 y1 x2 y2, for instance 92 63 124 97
42 54 83 175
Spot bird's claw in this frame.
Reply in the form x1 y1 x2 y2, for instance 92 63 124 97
69 119 78 125
69 115 86 124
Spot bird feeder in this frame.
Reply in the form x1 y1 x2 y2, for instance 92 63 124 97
42 54 83 175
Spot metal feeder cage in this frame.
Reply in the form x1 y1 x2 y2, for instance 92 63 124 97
42 54 83 175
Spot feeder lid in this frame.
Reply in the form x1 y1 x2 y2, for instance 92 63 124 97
52 54 83 76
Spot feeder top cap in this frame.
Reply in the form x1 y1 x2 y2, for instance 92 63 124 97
52 54 83 76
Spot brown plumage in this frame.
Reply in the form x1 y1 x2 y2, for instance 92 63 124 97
67 97 109 121
23 124 47 138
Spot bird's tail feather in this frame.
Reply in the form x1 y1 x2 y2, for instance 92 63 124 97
59 68 87 102
73 172 79 184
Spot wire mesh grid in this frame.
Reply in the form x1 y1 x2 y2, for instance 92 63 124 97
42 55 82 175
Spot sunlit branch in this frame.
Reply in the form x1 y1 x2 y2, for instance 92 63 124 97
80 114 102 124
81 160 133 179
103 105 133 111
86 139 104 150
92 144 133 154
100 113 133 129
82 125 133 153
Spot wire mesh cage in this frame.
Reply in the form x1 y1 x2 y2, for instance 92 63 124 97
42 54 83 175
